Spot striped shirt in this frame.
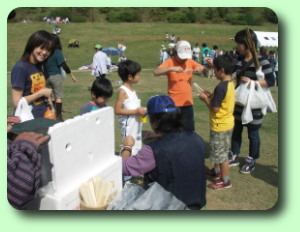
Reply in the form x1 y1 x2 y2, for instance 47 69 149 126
234 56 275 125
7 140 41 209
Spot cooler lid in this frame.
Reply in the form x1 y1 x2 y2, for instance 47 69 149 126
47 107 115 195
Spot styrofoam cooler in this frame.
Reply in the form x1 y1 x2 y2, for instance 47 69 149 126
32 107 122 210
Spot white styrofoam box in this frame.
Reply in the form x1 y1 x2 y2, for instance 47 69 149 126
36 107 122 210
39 157 122 210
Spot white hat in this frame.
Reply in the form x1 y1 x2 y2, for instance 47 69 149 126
175 40 192 59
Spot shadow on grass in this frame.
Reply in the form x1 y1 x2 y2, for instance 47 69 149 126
236 157 278 188
251 162 278 188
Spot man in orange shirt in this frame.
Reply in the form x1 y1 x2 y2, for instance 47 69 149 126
153 40 206 131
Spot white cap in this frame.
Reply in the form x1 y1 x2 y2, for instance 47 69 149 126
175 40 192 59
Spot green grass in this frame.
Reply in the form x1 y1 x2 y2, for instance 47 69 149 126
7 22 278 210
7 22 278 70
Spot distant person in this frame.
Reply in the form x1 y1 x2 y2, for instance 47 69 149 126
118 53 127 64
274 52 278 86
259 47 268 59
159 44 165 64
80 78 113 115
202 49 210 77
11 30 55 118
170 34 176 43
121 95 207 210
201 43 211 60
161 47 169 63
45 34 77 121
192 43 201 62
165 32 169 42
114 60 147 156
153 40 206 131
92 44 111 79
208 45 219 78
199 54 235 190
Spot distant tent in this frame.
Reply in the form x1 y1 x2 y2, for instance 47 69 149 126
254 31 278 47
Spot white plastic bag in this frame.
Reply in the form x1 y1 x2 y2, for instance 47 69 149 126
249 81 268 109
262 88 277 115
235 80 250 106
14 97 34 122
255 66 265 81
61 67 67 80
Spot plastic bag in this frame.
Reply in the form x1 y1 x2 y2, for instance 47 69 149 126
249 81 268 109
107 182 145 210
107 182 189 210
61 67 67 80
131 182 188 210
14 97 34 122
235 80 250 106
255 66 265 81
262 88 277 115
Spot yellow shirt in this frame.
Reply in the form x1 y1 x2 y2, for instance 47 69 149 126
209 81 235 132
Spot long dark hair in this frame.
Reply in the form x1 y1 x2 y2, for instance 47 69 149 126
21 30 55 63
234 28 258 50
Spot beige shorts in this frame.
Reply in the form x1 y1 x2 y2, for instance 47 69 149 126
46 74 64 99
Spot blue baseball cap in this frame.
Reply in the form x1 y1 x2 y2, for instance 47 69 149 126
147 95 179 114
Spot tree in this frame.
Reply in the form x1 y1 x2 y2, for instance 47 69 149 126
216 7 228 18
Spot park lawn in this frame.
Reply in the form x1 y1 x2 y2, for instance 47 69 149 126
7 69 278 210
7 22 278 70
7 21 278 210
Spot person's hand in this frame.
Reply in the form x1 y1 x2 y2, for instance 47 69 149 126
71 74 77 83
15 132 50 148
240 76 251 84
194 65 206 73
7 116 21 124
203 57 213 68
199 92 209 101
203 90 212 98
123 136 135 147
39 88 52 98
171 66 184 73
7 116 21 132
136 107 147 116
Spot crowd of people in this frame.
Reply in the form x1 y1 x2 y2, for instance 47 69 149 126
8 28 277 210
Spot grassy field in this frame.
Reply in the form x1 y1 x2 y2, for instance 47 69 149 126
7 22 278 210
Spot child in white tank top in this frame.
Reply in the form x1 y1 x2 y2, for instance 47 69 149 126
114 60 147 155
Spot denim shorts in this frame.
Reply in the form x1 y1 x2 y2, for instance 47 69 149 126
210 129 233 165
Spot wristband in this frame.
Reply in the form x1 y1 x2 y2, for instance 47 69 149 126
123 145 132 150
122 148 132 154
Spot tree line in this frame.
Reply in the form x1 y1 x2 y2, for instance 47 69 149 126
10 7 278 25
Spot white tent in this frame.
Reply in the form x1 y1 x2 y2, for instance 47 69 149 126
254 31 278 47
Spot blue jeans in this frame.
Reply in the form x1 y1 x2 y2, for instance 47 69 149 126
179 105 195 132
231 120 261 160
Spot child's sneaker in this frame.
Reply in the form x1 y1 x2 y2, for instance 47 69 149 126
240 156 255 174
206 168 221 181
207 179 232 190
229 151 240 167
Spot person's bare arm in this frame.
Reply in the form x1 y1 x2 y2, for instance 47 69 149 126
153 66 184 76
114 89 147 116
12 88 52 108
199 92 220 113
